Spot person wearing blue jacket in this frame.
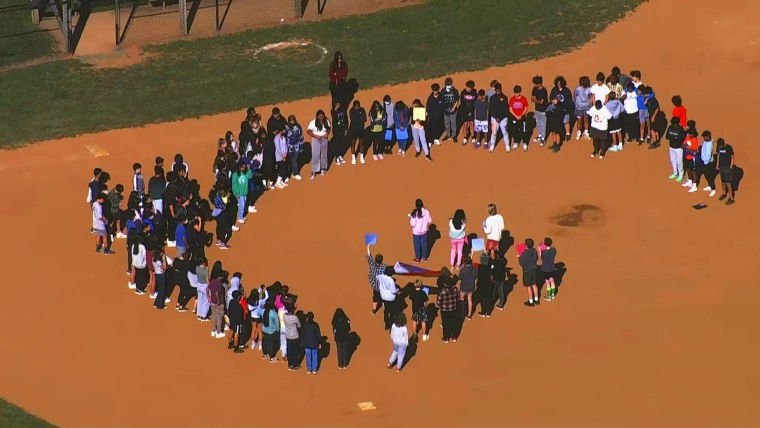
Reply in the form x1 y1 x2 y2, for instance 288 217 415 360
273 127 289 189
285 116 304 180
393 101 411 156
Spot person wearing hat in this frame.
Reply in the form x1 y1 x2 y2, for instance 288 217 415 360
441 77 460 143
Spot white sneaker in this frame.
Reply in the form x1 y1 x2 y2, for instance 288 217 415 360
617 143 623 151
165 298 170 304
128 282 136 290
372 155 378 161
576 130 582 140
231 225 240 232
360 154 365 164
709 190 716 197
511 143 518 150
681 180 692 188
489 146 494 153
599 155 604 159
116 232 127 239
275 181 285 189
434 139 441 145
258 343 263 350
211 331 217 337
294 175 302 180
703 186 712 192
423 334 429 341
591 154 596 158
238 218 245 224
166 241 176 248
688 184 698 193
150 292 158 299
522 143 528 151
351 155 356 165
583 130 590 140
378 154 384 160
215 332 226 339
284 178 289 183
248 206 257 213
609 146 618 152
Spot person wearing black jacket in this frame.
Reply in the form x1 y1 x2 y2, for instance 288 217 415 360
302 312 322 374
348 100 367 164
665 117 686 182
488 83 510 153
426 83 445 146
332 308 351 369
331 101 348 165
228 290 245 353
518 239 540 307
550 76 574 141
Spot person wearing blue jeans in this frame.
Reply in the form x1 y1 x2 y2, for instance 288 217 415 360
408 199 432 262
231 163 253 225
302 311 322 374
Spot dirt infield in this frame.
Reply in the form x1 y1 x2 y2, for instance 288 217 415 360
1 0 758 426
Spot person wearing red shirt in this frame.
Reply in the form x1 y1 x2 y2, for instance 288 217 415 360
672 95 687 128
509 85 529 151
682 128 700 193
328 51 348 106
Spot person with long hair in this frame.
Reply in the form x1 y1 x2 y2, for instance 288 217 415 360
393 100 411 156
436 267 459 343
588 99 612 159
387 312 408 372
348 100 367 164
331 100 348 165
449 209 466 271
550 76 574 142
411 99 432 160
408 199 432 263
247 286 269 351
483 203 505 259
283 304 302 371
368 100 386 161
273 127 289 189
195 258 210 321
285 115 304 181
307 110 332 180
477 252 494 317
261 302 280 362
131 234 149 295
302 312 322 374
332 308 351 369
410 279 429 341
328 51 348 105
458 255 476 319
574 76 592 141
153 246 168 309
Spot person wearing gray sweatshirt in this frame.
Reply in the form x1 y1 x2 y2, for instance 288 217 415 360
383 95 395 154
606 92 624 152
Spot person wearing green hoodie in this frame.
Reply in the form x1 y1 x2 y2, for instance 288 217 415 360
231 162 253 225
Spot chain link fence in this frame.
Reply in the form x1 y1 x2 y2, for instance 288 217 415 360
0 0 70 68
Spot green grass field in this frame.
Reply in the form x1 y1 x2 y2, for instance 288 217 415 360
0 0 643 148
0 398 55 428
0 0 58 67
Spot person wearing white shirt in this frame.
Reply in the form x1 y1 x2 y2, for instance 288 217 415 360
387 313 409 372
306 110 331 180
590 72 611 105
377 267 399 330
483 204 505 259
621 81 639 143
588 100 613 159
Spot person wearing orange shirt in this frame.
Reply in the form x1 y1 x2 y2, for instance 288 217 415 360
682 128 700 193
509 85 529 151
672 95 688 129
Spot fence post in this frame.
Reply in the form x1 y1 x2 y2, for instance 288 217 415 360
115 0 120 47
294 0 302 18
215 0 219 31
179 0 188 35
62 0 72 53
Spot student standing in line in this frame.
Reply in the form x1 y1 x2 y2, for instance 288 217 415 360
518 239 540 307
509 85 529 151
458 255 477 320
132 235 149 294
426 83 445 145
387 312 409 372
148 166 166 214
449 209 466 271
267 107 287 136
410 99 432 161
546 95 566 152
436 267 460 343
209 269 226 339
588 100 613 159
621 82 639 143
132 163 145 204
87 168 103 205
539 238 558 301
272 127 288 189
153 247 168 309
92 193 112 254
441 77 460 143
172 251 193 312
195 258 210 321
262 302 280 362
283 305 302 371
488 83 510 153
574 76 592 141
606 92 624 152
408 199 432 263
247 287 268 350
302 312 321 374
491 251 508 310
477 253 495 318
377 266 400 330
531 76 548 145
459 80 478 145
383 95 395 154
332 308 351 369
231 162 253 225
716 138 736 205
366 244 387 315
227 289 245 353
590 72 611 105
331 101 348 165
212 189 233 249
665 117 686 182
308 110 331 180
550 76 574 142
643 86 661 145
368 101 386 160
695 131 717 197
107 184 125 239
483 203 505 259
285 115 304 180
348 100 367 164
672 95 688 129
410 279 429 341
473 90 489 149
682 128 700 193
393 101 411 156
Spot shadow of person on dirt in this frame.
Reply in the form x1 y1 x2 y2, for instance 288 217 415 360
498 230 515 258
317 335 331 369
427 224 442 257
399 335 418 371
554 262 569 297
732 165 744 193
346 331 361 366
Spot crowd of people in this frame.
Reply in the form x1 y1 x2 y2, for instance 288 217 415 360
86 54 739 374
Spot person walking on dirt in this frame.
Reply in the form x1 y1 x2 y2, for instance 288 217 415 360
366 244 387 315
387 312 409 372
410 279 429 341
518 239 540 307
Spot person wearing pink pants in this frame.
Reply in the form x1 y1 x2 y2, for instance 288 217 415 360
448 209 467 271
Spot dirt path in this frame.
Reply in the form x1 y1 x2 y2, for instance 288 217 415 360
1 0 758 426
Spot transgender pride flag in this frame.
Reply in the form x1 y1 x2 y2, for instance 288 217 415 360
393 262 440 278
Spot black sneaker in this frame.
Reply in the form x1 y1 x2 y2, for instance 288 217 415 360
425 155 432 161
726 198 735 206
565 134 571 141
228 342 235 349
452 139 458 144
233 347 244 353
415 152 421 158
524 300 535 307
534 299 541 306
719 194 728 201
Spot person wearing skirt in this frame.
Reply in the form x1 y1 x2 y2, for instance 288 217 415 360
195 258 210 321
588 100 612 159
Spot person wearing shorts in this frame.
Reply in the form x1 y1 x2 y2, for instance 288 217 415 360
518 238 540 307
539 237 558 301
92 193 112 254
483 203 505 258
716 138 735 205
227 290 245 353
473 89 489 148
636 85 650 144
459 80 477 145
410 280 429 341
573 76 592 141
